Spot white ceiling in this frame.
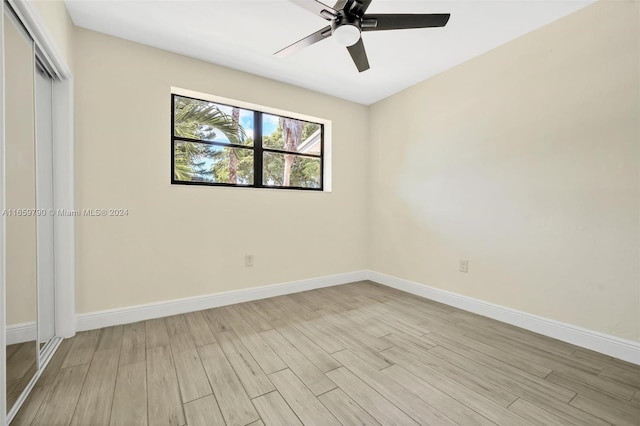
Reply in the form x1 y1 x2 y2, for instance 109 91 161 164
64 0 595 105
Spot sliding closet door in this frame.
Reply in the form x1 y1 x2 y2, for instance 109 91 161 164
2 2 69 421
36 61 55 348
4 9 38 413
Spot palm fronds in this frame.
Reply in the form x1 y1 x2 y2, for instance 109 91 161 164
174 98 247 144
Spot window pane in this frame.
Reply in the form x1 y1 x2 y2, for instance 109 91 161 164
262 114 321 154
174 141 254 184
263 152 321 189
173 95 253 146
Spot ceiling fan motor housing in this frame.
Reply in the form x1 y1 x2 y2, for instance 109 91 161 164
276 0 451 73
332 13 362 47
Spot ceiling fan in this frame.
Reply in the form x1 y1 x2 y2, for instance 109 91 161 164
275 0 451 72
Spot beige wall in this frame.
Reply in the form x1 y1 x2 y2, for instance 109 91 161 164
30 0 639 343
73 28 369 314
369 0 639 342
5 13 37 325
32 0 74 69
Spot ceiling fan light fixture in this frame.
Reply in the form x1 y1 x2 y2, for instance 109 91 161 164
333 24 361 47
276 0 451 73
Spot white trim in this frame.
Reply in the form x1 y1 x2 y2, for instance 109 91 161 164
76 271 368 331
0 0 7 420
367 271 640 365
74 268 640 365
52 77 75 338
6 322 36 345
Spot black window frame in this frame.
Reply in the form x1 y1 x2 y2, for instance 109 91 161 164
171 93 324 191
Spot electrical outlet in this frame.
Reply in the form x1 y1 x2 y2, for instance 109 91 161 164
245 255 254 267
459 259 469 273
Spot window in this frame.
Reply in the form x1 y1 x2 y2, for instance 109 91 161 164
171 94 324 190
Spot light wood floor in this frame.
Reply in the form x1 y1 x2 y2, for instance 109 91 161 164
6 341 37 412
11 281 640 425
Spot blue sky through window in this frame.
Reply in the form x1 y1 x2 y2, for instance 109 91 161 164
194 105 279 180
208 104 278 143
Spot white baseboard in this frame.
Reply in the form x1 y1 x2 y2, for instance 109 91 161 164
76 270 368 332
73 268 639 365
6 322 36 345
367 271 640 365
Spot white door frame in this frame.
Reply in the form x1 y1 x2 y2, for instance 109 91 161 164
1 0 75 422
9 0 75 340
1 1 7 421
35 60 55 346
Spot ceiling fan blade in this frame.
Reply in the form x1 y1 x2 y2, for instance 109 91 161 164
347 38 370 72
275 26 332 57
333 0 350 10
291 0 338 20
361 14 450 31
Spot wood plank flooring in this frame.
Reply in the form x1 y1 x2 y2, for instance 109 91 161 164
6 341 37 411
12 281 640 425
